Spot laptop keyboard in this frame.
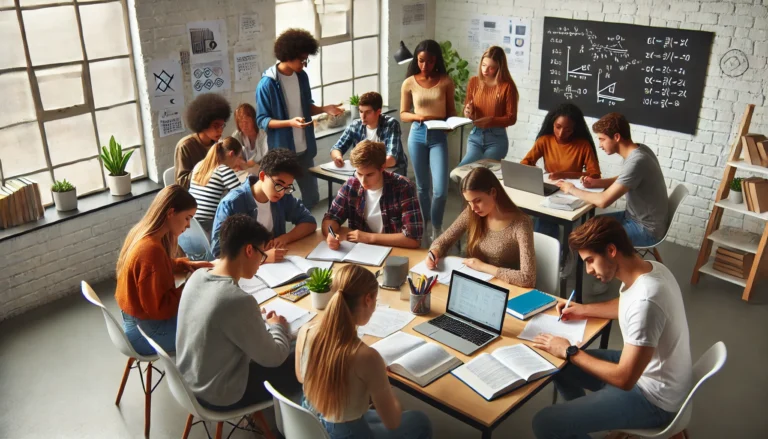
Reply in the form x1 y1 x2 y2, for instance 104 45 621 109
429 315 494 346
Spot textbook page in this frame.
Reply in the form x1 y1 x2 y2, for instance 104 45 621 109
424 117 473 130
453 353 524 399
492 344 557 382
370 331 424 364
359 307 416 338
262 300 316 335
256 260 305 287
320 160 356 175
343 242 392 266
284 255 333 273
518 313 587 345
307 241 356 262
395 343 457 377
411 256 493 285
239 276 277 304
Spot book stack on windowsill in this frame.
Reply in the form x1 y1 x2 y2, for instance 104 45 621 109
0 178 45 229
713 247 754 279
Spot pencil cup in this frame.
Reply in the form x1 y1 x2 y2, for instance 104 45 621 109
410 291 431 315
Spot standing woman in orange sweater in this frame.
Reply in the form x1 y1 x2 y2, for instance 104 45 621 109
115 185 213 355
459 46 519 165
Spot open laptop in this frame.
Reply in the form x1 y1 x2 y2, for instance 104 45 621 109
413 271 509 356
500 160 559 196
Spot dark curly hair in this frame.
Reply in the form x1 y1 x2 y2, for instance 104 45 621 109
274 28 319 62
537 103 597 159
260 148 304 178
405 40 447 78
184 93 232 133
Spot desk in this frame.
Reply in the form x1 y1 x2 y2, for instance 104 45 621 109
308 165 349 209
450 160 596 304
264 230 611 439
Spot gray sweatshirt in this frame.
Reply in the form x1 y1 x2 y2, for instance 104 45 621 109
176 269 291 406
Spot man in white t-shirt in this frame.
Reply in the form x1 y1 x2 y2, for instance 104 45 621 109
532 216 692 439
322 140 423 249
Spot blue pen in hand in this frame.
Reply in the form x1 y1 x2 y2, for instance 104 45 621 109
558 289 575 322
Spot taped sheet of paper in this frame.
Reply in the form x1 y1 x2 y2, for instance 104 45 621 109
159 107 185 138
148 58 184 109
190 58 231 97
234 51 260 93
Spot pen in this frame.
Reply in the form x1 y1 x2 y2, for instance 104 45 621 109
559 289 575 322
328 225 337 239
428 250 436 262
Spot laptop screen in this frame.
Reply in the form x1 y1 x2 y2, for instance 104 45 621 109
446 271 509 333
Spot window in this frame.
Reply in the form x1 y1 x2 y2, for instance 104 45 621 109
0 0 145 206
276 0 380 111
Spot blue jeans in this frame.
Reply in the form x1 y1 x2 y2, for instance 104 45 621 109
178 220 214 261
599 211 659 247
295 151 319 210
533 349 675 439
408 122 448 228
534 218 561 240
121 311 177 356
303 398 432 439
458 127 509 166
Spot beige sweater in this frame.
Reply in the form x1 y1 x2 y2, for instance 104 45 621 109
400 75 455 119
430 208 536 288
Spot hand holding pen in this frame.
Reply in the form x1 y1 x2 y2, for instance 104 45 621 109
326 225 341 250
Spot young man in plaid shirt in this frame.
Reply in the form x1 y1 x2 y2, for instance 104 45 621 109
329 91 408 176
323 140 423 249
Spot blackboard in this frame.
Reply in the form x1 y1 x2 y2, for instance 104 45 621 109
538 17 714 135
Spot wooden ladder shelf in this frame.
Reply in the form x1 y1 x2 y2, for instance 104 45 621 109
691 103 768 301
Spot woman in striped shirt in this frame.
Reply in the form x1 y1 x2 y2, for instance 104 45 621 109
189 137 245 233
458 46 519 166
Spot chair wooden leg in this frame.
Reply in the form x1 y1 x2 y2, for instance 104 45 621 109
144 362 153 438
651 248 663 263
115 357 135 405
214 422 223 439
181 414 194 439
253 411 275 439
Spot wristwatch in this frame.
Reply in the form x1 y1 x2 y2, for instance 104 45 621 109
565 345 579 361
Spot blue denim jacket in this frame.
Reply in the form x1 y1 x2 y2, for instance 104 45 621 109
210 176 317 257
255 63 317 158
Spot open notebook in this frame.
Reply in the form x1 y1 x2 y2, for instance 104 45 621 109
319 160 398 176
451 344 557 400
424 117 473 131
307 241 392 266
410 256 494 285
518 313 587 345
371 332 463 387
238 276 277 304
261 300 316 337
255 256 333 288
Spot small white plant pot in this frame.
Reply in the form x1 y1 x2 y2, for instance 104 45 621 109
52 189 78 212
310 290 332 310
728 191 743 204
107 173 132 196
351 107 359 120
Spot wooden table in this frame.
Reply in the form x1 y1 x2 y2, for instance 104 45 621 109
308 165 349 209
265 230 611 439
450 160 597 304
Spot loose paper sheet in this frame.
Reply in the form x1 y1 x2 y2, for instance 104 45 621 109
402 1 427 37
190 58 231 97
518 314 587 345
187 19 227 62
148 58 184 108
359 307 416 338
467 15 531 72
234 51 261 93
159 107 185 137
239 13 261 40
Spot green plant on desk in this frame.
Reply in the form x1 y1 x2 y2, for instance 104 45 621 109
307 268 333 294
51 179 75 192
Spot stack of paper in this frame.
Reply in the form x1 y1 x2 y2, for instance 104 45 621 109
262 300 317 336
359 307 416 338
517 313 587 345
238 276 277 304
320 160 356 175
410 256 494 285
540 194 587 211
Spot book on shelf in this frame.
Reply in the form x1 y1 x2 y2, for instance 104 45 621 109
713 262 750 279
742 134 767 166
756 139 768 167
424 117 473 131
743 178 768 213
370 331 462 387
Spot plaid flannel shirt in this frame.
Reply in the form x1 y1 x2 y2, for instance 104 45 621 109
324 171 423 241
331 114 407 168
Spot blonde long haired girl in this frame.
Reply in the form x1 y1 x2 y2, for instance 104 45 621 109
296 265 433 439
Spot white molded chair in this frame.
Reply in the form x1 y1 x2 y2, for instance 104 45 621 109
80 281 164 438
264 381 330 439
618 341 727 438
138 327 275 439
178 217 214 261
162 166 175 187
533 232 561 296
636 184 689 263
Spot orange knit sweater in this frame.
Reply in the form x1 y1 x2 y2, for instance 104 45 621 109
463 76 518 128
521 135 601 178
115 236 189 321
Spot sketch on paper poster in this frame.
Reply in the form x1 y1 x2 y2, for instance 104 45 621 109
467 15 531 73
191 58 231 97
234 51 261 93
239 13 261 41
159 107 185 138
187 20 227 61
149 58 184 109
402 2 426 37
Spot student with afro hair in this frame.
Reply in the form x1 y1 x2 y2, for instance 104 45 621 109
175 93 232 189
256 28 344 209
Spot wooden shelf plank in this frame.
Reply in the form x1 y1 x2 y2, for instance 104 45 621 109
699 258 748 287
715 198 768 221
708 228 761 254
728 160 768 177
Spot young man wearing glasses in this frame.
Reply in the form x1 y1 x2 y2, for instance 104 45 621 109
211 149 317 259
256 28 344 210
177 214 301 411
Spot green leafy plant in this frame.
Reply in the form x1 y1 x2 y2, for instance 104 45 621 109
349 94 360 106
51 179 75 192
730 177 743 192
441 40 470 115
99 136 134 176
307 268 333 293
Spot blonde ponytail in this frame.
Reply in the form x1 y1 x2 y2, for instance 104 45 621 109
192 137 243 186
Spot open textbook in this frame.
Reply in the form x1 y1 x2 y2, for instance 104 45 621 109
543 175 605 193
255 256 333 288
518 313 587 345
307 241 392 266
238 276 277 304
451 344 557 400
424 117 473 131
410 256 494 285
371 332 463 387
261 300 316 337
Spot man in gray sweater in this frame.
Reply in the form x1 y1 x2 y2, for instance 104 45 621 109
176 214 299 410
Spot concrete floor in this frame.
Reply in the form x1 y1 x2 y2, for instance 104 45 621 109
1 190 767 439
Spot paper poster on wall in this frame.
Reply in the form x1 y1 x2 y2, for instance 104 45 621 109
468 15 531 73
190 58 231 97
148 58 184 109
234 51 261 93
402 1 426 38
159 107 185 138
187 20 228 62
239 13 261 41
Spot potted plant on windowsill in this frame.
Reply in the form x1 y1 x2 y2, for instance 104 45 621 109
729 177 743 204
307 267 334 310
349 94 360 120
100 135 134 196
51 179 77 212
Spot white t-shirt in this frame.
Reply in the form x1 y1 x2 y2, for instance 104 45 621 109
232 129 268 164
618 261 692 413
364 187 384 233
255 198 273 232
277 71 307 154
365 126 380 142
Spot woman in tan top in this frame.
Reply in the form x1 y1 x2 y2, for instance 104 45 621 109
427 167 536 288
459 46 519 166
400 39 456 241
296 265 432 439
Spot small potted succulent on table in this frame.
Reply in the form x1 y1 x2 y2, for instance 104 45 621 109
100 135 134 196
307 267 334 310
729 178 743 204
51 179 78 212
349 94 360 120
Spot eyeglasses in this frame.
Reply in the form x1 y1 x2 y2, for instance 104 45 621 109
212 122 226 131
268 175 296 194
255 246 269 264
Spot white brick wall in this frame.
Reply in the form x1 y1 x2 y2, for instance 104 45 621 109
436 0 768 249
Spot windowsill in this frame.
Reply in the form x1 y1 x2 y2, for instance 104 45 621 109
0 178 163 244
314 107 398 140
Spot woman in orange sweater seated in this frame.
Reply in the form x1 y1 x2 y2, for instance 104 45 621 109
115 185 213 355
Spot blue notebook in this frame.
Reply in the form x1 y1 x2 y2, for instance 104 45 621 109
505 289 557 320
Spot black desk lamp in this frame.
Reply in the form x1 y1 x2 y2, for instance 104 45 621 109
393 41 413 65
